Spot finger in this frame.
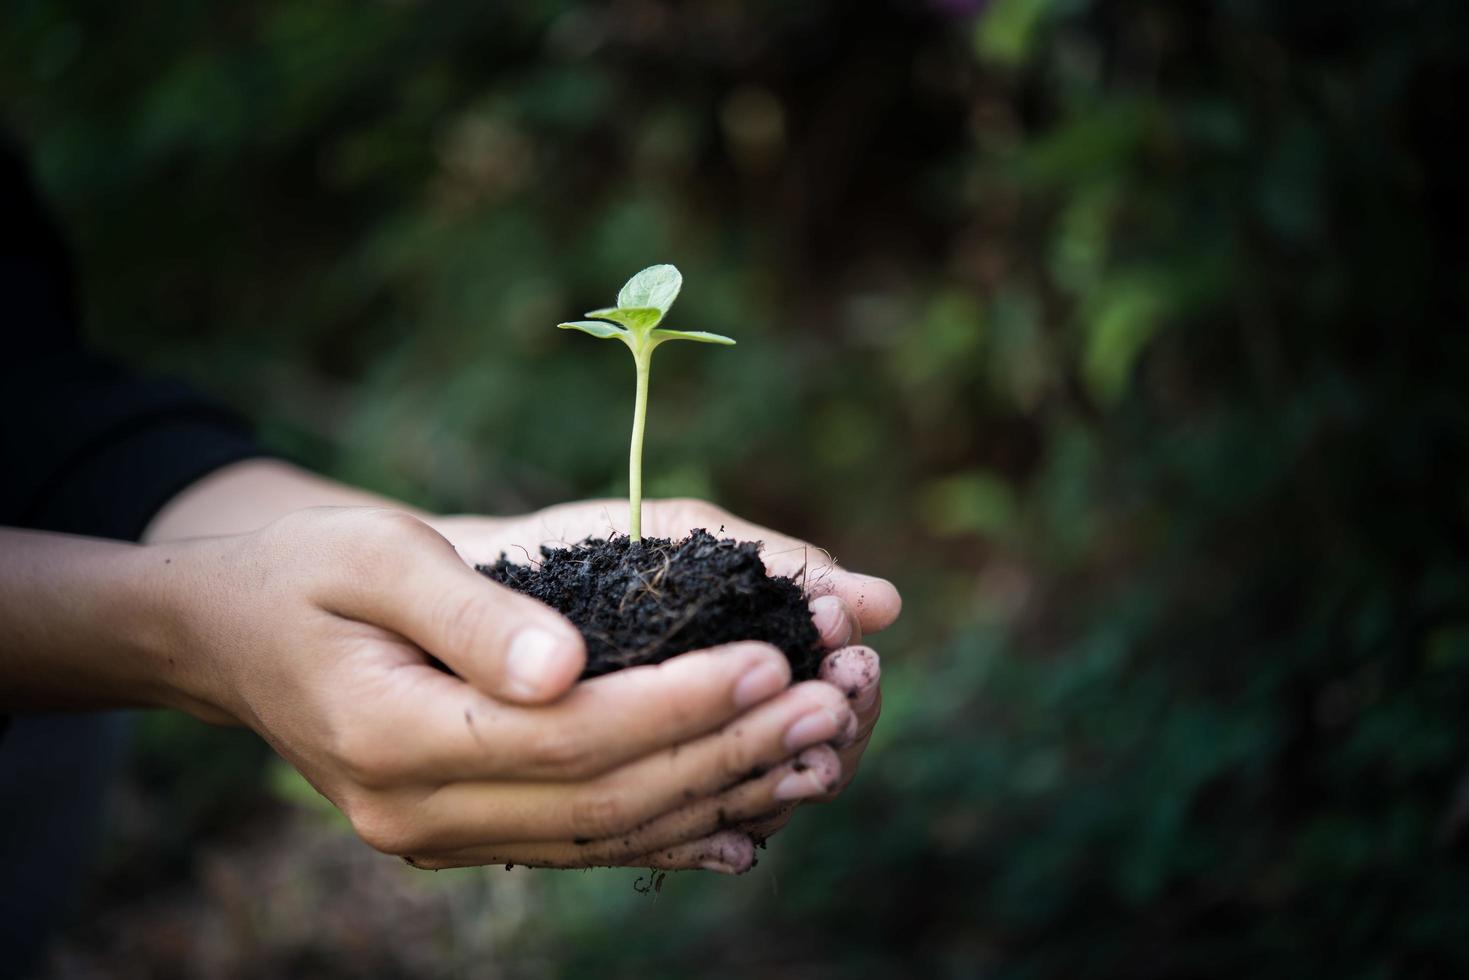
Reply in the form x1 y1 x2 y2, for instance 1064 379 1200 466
345 640 792 784
408 831 757 875
409 745 841 870
700 513 901 635
825 710 876 800
632 830 758 874
802 571 901 635
818 645 881 717
739 804 797 845
810 688 879 803
325 510 585 704
796 647 882 803
809 595 862 650
410 681 853 849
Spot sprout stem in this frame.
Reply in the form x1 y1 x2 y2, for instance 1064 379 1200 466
628 343 652 543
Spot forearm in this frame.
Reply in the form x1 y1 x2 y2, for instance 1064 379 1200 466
143 458 427 543
0 528 182 713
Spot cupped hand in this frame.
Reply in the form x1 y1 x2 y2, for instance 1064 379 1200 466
156 507 858 873
432 497 900 854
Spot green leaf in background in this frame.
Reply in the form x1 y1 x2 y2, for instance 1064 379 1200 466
13 2 1469 975
615 262 682 313
974 0 1057 67
918 469 1019 539
1082 273 1168 404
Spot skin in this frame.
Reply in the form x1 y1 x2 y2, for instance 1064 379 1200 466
3 460 899 874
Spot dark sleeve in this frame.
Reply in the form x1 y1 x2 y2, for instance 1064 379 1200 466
0 137 264 541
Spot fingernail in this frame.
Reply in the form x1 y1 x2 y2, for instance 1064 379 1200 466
700 861 738 874
733 660 788 709
506 628 564 698
773 768 827 802
808 596 850 647
853 683 878 714
783 708 845 752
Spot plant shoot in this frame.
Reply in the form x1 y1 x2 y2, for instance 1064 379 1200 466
558 264 734 543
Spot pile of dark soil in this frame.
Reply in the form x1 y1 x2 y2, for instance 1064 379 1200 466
477 529 820 680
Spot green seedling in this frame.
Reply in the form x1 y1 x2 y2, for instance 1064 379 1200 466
558 264 734 543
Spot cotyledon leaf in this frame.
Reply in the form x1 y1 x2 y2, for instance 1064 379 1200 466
558 320 630 341
584 306 664 331
650 328 737 345
616 264 683 314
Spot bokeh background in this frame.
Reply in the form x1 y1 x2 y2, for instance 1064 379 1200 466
6 0 1469 976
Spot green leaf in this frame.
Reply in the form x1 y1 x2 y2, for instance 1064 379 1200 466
649 328 736 345
558 320 629 340
585 307 664 331
616 264 682 314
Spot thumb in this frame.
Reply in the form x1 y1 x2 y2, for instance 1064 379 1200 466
332 513 587 704
429 578 588 704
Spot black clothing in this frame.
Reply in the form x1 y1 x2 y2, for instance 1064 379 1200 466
1 137 261 540
1 137 265 978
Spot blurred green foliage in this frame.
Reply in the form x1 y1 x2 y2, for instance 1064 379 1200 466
6 0 1469 975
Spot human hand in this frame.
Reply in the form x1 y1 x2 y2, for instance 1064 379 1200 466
153 507 861 873
433 497 901 848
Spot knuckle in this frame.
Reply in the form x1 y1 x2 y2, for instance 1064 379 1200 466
330 722 401 789
714 726 757 780
363 507 431 535
569 787 632 841
526 725 595 777
347 798 420 856
642 663 704 725
352 509 438 557
791 679 851 717
430 588 493 657
803 743 843 781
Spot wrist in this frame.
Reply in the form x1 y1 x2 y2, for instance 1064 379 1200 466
0 529 228 720
117 537 245 725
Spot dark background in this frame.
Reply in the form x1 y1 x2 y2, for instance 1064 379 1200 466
5 0 1469 976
